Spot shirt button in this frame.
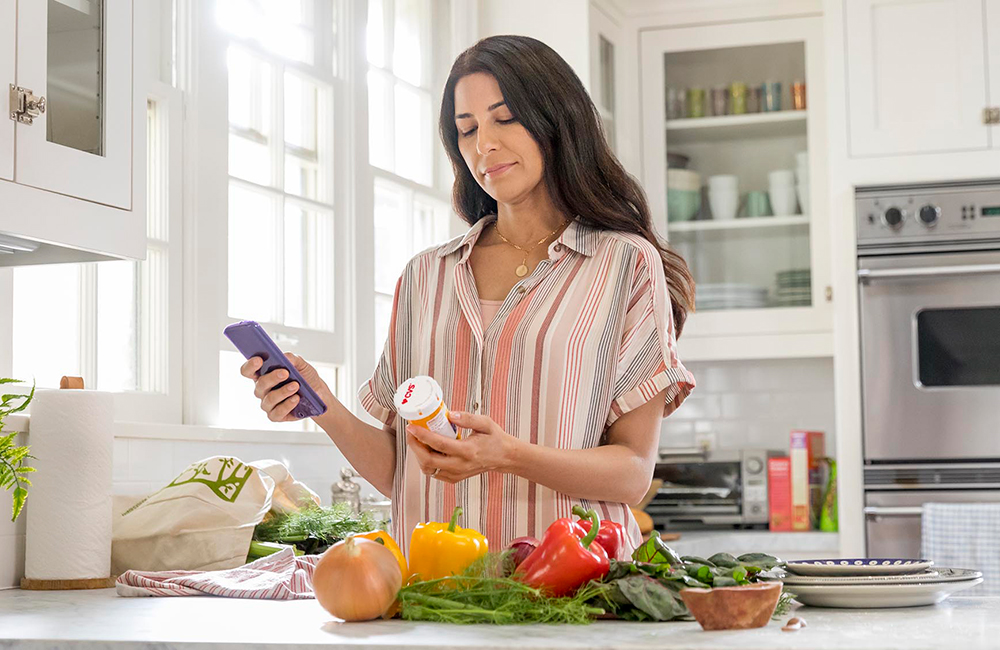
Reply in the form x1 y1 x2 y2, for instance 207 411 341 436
554 243 564 252
516 286 526 294
472 401 480 411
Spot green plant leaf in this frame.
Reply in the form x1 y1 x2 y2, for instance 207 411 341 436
631 536 683 566
614 575 687 621
11 486 26 522
0 378 24 385
707 552 740 568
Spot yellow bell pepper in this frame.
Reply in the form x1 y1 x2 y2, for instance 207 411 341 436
408 507 488 581
357 530 408 580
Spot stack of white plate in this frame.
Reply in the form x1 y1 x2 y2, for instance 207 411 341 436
781 558 983 608
697 283 769 310
775 269 811 307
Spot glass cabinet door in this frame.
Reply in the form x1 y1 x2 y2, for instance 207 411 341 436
13 0 133 209
663 40 813 313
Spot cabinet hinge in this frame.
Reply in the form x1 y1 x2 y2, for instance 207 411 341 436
825 285 833 302
9 84 46 125
984 107 1000 125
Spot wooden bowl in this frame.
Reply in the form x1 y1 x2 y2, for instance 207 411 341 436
680 582 783 631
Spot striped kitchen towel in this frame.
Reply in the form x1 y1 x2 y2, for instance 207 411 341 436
115 548 320 599
921 502 1000 596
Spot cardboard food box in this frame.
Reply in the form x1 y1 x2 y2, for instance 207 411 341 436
768 456 792 532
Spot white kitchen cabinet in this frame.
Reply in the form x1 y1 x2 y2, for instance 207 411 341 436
0 0 145 265
1 0 14 182
639 16 833 361
989 0 1000 146
845 0 991 157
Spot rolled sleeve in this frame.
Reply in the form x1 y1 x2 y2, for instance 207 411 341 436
606 247 695 427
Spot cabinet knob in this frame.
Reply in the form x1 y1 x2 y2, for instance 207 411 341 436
8 85 46 125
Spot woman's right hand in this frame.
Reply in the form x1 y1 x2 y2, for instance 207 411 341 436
240 352 332 422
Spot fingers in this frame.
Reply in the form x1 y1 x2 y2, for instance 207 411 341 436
269 392 301 422
448 410 495 435
262 380 300 413
405 432 459 477
241 356 263 379
254 367 290 400
407 424 463 456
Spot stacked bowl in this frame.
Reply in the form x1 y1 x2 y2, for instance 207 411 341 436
768 170 797 216
667 169 701 223
708 174 739 221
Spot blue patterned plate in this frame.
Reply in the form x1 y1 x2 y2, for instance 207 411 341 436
785 558 934 577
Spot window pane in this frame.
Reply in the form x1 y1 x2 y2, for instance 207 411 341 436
284 204 335 331
227 47 271 135
393 0 428 87
368 69 393 171
284 73 318 152
138 247 169 394
218 350 310 430
230 134 272 186
12 265 82 388
96 260 138 392
367 0 386 68
218 0 314 64
229 184 279 323
394 83 432 185
285 154 319 200
373 181 409 294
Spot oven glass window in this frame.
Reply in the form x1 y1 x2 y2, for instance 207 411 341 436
917 307 1000 386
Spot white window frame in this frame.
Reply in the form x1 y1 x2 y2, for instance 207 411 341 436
183 0 357 432
0 0 479 444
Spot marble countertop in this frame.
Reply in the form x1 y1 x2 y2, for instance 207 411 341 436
0 588 996 650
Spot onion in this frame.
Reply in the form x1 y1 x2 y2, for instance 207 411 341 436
504 536 540 575
313 536 402 621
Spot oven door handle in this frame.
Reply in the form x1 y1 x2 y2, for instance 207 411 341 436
863 506 924 518
858 263 1000 281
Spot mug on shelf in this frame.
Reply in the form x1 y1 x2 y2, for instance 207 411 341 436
763 81 782 112
686 88 706 118
745 191 773 218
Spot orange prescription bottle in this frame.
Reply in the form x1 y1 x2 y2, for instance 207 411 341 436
393 376 461 440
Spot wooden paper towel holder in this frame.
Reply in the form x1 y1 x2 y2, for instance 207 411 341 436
20 376 117 591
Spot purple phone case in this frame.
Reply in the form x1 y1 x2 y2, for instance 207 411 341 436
223 320 328 419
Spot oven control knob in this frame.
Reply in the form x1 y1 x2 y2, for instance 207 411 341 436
919 204 940 227
882 207 905 229
746 458 763 475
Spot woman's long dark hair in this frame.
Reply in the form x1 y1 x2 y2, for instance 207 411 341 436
439 35 696 335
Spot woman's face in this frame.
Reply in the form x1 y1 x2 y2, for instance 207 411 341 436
453 72 546 206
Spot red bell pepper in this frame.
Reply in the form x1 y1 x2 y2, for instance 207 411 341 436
573 505 627 560
515 507 610 597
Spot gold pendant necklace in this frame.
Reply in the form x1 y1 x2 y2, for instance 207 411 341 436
493 219 569 277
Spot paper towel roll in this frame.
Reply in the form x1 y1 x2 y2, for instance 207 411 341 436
24 389 114 580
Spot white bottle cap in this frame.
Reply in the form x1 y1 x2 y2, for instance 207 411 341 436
393 376 443 421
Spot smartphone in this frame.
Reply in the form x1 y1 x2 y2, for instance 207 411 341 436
223 320 328 419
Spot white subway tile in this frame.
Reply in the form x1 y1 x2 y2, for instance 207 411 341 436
113 481 155 497
721 393 772 418
672 395 722 420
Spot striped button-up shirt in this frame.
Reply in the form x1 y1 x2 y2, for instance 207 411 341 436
359 215 695 558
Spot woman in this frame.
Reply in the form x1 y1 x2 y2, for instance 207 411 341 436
241 36 696 558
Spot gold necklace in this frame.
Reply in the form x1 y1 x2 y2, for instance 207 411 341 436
493 219 569 277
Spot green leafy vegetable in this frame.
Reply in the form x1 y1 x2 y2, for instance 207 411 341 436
399 553 605 625
631 535 682 565
252 503 382 555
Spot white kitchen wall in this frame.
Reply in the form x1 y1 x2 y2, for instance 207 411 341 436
661 358 837 456
1 434 380 589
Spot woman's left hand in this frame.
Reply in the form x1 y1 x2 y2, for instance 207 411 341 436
405 411 520 483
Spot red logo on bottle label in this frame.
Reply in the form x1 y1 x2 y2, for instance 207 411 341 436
400 383 415 405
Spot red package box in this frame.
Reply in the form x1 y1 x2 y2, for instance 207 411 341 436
768 457 792 532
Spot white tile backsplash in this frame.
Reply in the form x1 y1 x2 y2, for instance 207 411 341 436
663 358 836 456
